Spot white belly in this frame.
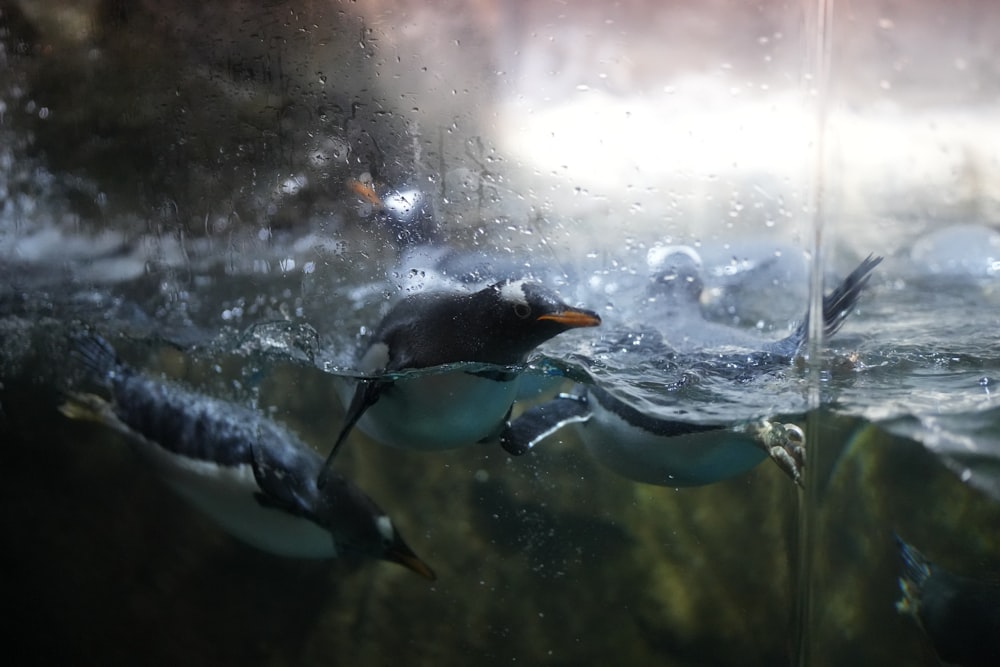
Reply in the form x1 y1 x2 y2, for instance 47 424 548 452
579 392 768 486
346 372 520 450
133 439 336 558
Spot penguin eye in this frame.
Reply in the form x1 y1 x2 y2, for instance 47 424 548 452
513 303 531 319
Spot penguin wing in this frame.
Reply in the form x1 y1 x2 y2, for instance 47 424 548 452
317 379 383 488
248 437 314 519
500 392 591 455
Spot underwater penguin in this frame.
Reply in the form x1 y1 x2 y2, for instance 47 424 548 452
501 253 883 487
319 279 601 486
895 535 1000 667
60 332 434 580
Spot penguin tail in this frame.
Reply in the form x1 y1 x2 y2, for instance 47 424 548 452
69 331 125 387
767 254 882 356
895 533 932 619
896 534 933 587
821 254 883 339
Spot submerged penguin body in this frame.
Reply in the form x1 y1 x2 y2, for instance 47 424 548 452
62 333 434 579
582 386 769 486
503 253 881 487
346 366 521 450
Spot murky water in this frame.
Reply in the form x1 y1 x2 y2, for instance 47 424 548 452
3 2 1000 666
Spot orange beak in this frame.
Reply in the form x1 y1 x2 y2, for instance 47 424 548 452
347 178 383 208
537 308 602 329
388 548 437 581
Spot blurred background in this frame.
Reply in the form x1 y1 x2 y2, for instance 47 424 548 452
2 1 1000 666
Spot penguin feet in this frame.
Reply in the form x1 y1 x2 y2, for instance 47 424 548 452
748 419 806 487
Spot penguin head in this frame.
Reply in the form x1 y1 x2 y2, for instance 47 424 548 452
646 245 704 305
473 279 602 361
371 279 601 370
315 474 435 580
369 513 437 580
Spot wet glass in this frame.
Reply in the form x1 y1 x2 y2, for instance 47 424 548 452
2 2 999 666
799 1 1000 666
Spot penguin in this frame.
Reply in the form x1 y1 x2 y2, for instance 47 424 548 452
318 279 601 486
60 332 435 580
350 178 571 296
502 386 805 486
895 535 1000 667
346 177 579 404
501 253 883 487
642 246 877 356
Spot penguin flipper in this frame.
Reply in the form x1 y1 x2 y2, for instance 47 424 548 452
317 379 383 488
248 439 313 520
500 392 591 456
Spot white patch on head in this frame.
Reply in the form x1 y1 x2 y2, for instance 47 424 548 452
499 279 529 306
375 514 395 541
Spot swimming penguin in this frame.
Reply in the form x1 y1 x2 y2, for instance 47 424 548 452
501 253 883 487
60 332 435 580
318 279 601 486
643 246 875 356
351 178 571 296
895 535 1000 667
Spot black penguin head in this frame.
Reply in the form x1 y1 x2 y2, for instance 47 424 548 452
646 245 704 304
316 475 435 580
473 279 602 361
371 279 601 370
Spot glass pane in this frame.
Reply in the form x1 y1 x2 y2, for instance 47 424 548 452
5 2 995 666
800 1 1000 666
